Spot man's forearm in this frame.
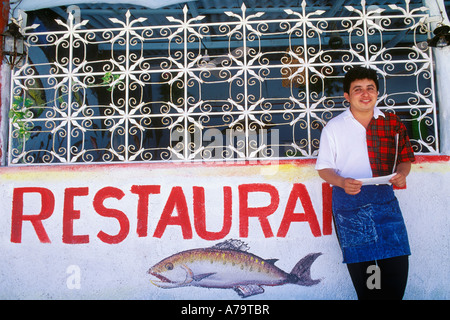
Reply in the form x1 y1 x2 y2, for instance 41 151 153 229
318 168 345 188
396 161 411 176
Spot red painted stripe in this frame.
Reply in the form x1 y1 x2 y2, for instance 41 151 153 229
414 155 450 163
0 155 447 174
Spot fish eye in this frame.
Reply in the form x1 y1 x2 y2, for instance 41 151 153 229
165 263 174 270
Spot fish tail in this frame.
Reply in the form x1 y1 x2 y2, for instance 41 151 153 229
288 252 322 286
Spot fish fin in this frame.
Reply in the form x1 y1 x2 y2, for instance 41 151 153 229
290 252 322 286
233 284 265 298
212 239 249 252
265 259 279 265
181 264 194 284
192 272 216 282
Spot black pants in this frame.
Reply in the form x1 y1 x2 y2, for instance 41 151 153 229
346 255 409 300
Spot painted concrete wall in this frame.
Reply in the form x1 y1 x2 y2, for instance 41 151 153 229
0 157 448 299
0 0 449 301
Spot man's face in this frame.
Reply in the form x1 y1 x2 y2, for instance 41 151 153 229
343 78 378 115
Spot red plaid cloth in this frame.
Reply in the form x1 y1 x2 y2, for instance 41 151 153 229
366 112 415 177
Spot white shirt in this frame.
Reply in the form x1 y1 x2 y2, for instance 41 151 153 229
315 107 386 179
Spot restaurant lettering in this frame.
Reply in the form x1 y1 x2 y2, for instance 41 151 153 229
10 183 333 244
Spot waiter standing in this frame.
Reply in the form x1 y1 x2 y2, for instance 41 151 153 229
316 66 415 300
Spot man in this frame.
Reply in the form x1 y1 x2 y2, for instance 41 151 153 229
315 66 415 300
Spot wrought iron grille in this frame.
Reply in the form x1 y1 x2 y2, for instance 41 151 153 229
8 0 439 165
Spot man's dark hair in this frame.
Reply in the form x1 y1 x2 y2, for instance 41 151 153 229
343 66 379 94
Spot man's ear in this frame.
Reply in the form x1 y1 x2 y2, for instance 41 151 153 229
343 92 349 102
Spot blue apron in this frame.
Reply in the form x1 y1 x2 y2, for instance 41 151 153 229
332 185 411 264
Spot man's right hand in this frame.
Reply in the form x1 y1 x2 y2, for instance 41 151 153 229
318 169 362 195
343 178 363 195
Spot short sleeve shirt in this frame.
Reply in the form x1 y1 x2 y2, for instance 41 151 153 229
315 107 415 179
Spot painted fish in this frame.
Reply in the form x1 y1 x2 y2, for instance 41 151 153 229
148 239 321 298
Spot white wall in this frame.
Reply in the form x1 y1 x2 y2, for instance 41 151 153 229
426 0 450 154
0 157 448 299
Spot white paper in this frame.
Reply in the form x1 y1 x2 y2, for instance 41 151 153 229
357 173 396 186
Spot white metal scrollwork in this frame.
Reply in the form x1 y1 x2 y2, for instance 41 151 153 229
8 0 438 165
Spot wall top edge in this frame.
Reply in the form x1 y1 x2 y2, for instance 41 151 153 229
0 155 447 174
